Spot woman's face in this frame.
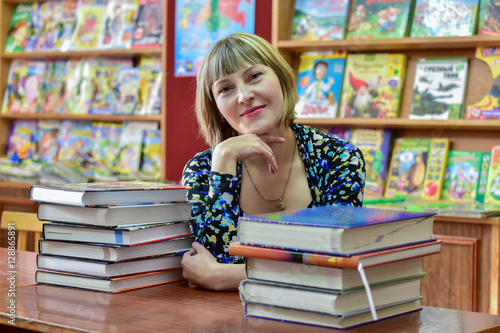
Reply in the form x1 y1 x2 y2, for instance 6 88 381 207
212 64 284 136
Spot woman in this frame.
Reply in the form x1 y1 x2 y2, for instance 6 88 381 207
181 33 365 291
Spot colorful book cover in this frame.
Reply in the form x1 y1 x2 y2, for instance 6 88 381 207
57 120 93 173
36 120 60 164
295 52 346 119
349 128 392 198
57 59 82 114
113 67 141 114
290 0 350 41
24 2 43 52
90 122 122 178
340 53 407 118
2 60 28 114
6 120 38 164
72 58 97 115
422 138 450 200
132 0 163 48
135 55 162 115
141 129 162 180
467 47 500 120
54 0 79 51
90 58 133 114
478 0 500 35
476 152 491 203
410 57 469 120
41 60 67 114
325 127 353 141
385 138 433 198
70 4 107 49
409 0 480 37
485 145 500 204
346 0 414 39
4 3 32 53
35 1 64 51
100 0 139 49
442 150 488 202
145 72 162 115
16 60 46 114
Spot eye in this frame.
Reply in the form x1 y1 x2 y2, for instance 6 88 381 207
249 72 263 81
218 86 231 94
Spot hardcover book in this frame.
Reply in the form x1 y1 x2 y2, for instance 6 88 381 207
295 51 346 119
410 57 469 120
237 205 435 255
425 202 500 218
346 0 414 39
467 47 500 120
409 0 480 37
485 145 500 204
339 53 407 118
42 220 193 246
290 0 350 41
478 0 500 35
240 277 423 315
39 236 194 262
29 181 189 206
35 268 184 293
349 128 392 198
442 150 489 202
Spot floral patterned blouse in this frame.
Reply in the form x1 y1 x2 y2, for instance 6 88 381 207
182 124 366 264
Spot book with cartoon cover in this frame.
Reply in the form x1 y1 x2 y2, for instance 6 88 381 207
20 60 46 114
290 0 350 41
100 0 139 49
90 122 122 179
113 67 141 114
36 1 64 51
132 0 163 48
346 0 414 39
485 145 500 204
410 57 469 120
295 51 346 119
54 0 79 51
36 120 60 164
2 60 28 114
24 2 43 52
56 120 93 174
478 0 500 35
340 53 407 118
41 60 67 114
4 3 32 53
70 3 107 49
140 129 162 180
6 120 38 164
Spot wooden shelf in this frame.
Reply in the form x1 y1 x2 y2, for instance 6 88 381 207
0 113 163 122
0 47 163 59
295 118 500 131
0 181 32 189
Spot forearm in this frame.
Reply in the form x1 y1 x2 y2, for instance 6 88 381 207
209 263 247 291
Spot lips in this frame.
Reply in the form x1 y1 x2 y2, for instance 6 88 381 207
241 105 265 117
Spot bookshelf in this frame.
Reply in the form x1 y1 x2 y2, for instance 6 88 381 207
272 0 500 315
0 0 167 195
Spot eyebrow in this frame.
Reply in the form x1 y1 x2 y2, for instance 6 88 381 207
212 66 259 90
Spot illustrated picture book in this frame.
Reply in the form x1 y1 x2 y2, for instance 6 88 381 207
339 53 407 118
442 150 490 202
424 202 500 218
29 181 189 206
478 0 500 35
409 0 480 37
237 204 436 255
70 3 107 49
6 120 38 164
421 138 450 200
467 47 500 120
290 0 350 41
346 0 415 39
4 3 32 53
385 138 449 199
349 128 392 198
295 51 346 119
410 57 469 120
485 145 500 204
132 0 163 48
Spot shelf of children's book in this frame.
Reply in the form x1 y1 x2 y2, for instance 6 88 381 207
0 181 31 190
275 36 500 54
434 215 500 226
0 114 163 122
294 118 500 131
0 47 163 60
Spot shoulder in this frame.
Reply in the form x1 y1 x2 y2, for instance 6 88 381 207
293 123 360 155
182 149 213 180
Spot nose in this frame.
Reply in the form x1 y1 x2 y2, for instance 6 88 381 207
237 85 255 104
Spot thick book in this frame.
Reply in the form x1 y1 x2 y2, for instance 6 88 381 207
409 0 479 37
346 0 414 40
244 257 425 291
410 57 469 120
36 202 193 227
245 299 422 330
229 239 441 269
38 236 194 262
295 51 346 119
237 205 435 255
36 253 184 278
42 221 192 246
290 0 350 41
339 53 407 118
240 277 422 316
35 268 183 293
29 181 189 206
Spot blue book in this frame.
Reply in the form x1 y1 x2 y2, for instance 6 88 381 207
237 205 435 255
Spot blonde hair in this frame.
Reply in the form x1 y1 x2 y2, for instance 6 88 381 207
195 33 298 147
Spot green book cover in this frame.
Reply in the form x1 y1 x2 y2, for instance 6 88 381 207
442 150 486 202
4 3 32 53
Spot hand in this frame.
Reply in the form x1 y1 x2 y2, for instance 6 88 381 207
212 134 285 175
181 242 246 291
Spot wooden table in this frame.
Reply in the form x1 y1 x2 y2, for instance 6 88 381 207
2 249 500 333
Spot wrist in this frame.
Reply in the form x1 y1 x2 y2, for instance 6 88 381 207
212 145 238 174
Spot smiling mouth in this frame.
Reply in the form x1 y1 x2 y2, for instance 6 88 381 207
241 106 265 117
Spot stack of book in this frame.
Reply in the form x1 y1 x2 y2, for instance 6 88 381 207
229 204 441 329
29 181 194 293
